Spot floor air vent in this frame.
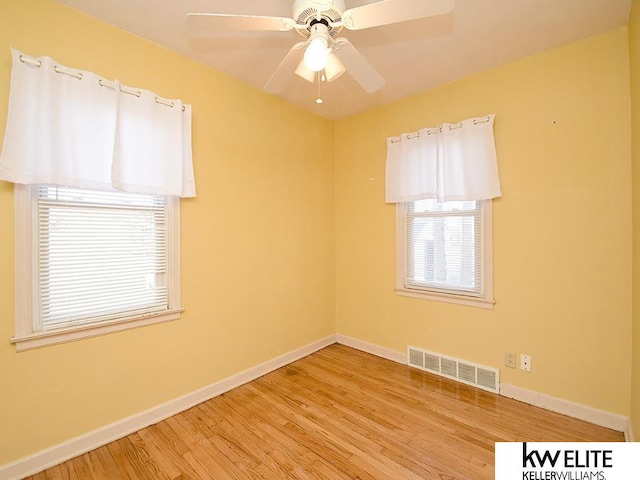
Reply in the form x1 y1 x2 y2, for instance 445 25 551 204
407 345 500 393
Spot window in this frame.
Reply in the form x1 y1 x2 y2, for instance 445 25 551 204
12 185 183 351
396 199 494 308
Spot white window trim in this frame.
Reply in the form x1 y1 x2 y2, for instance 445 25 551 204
395 200 495 309
11 184 183 351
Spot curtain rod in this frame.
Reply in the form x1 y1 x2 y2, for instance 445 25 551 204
19 54 186 112
389 116 492 144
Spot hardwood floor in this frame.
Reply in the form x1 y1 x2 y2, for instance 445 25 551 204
26 344 623 479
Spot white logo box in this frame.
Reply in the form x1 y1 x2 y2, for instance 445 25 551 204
495 442 640 480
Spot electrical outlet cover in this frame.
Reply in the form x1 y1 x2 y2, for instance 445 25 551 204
505 352 516 369
520 354 531 372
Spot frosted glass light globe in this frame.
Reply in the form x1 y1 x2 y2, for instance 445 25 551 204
304 37 330 72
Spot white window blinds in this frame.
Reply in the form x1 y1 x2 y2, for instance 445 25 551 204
36 186 168 330
404 199 482 296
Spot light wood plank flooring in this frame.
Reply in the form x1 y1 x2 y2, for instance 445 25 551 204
26 344 623 479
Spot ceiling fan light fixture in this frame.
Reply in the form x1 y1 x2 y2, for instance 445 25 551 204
295 59 316 83
303 22 331 72
304 37 330 71
324 52 346 82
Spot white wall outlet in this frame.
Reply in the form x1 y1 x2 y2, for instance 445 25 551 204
520 354 532 372
505 351 516 369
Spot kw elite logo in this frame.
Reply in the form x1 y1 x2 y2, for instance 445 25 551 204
495 442 639 480
521 443 612 480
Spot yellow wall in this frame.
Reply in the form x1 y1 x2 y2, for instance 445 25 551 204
630 0 640 441
335 28 633 415
0 0 636 469
0 0 335 466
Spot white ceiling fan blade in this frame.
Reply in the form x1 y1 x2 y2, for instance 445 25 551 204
265 42 307 93
186 13 297 32
333 38 385 93
341 0 455 31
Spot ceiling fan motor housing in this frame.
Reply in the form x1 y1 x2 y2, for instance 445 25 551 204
293 0 346 37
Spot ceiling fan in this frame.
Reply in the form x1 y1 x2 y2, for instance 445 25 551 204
186 0 455 96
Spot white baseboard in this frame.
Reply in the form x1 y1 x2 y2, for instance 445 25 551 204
336 334 406 364
0 335 337 480
624 419 636 442
500 383 628 433
4 334 632 479
336 336 631 437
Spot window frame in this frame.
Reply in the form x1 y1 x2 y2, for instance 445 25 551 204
395 199 495 309
12 184 183 351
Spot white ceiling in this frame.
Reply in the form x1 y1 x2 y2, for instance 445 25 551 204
54 0 631 120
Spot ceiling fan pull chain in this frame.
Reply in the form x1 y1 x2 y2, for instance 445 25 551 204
315 71 324 104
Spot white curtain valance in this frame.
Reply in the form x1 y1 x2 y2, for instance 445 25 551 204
0 48 196 197
385 114 501 203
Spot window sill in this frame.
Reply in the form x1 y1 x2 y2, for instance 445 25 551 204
11 308 184 352
395 288 495 309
